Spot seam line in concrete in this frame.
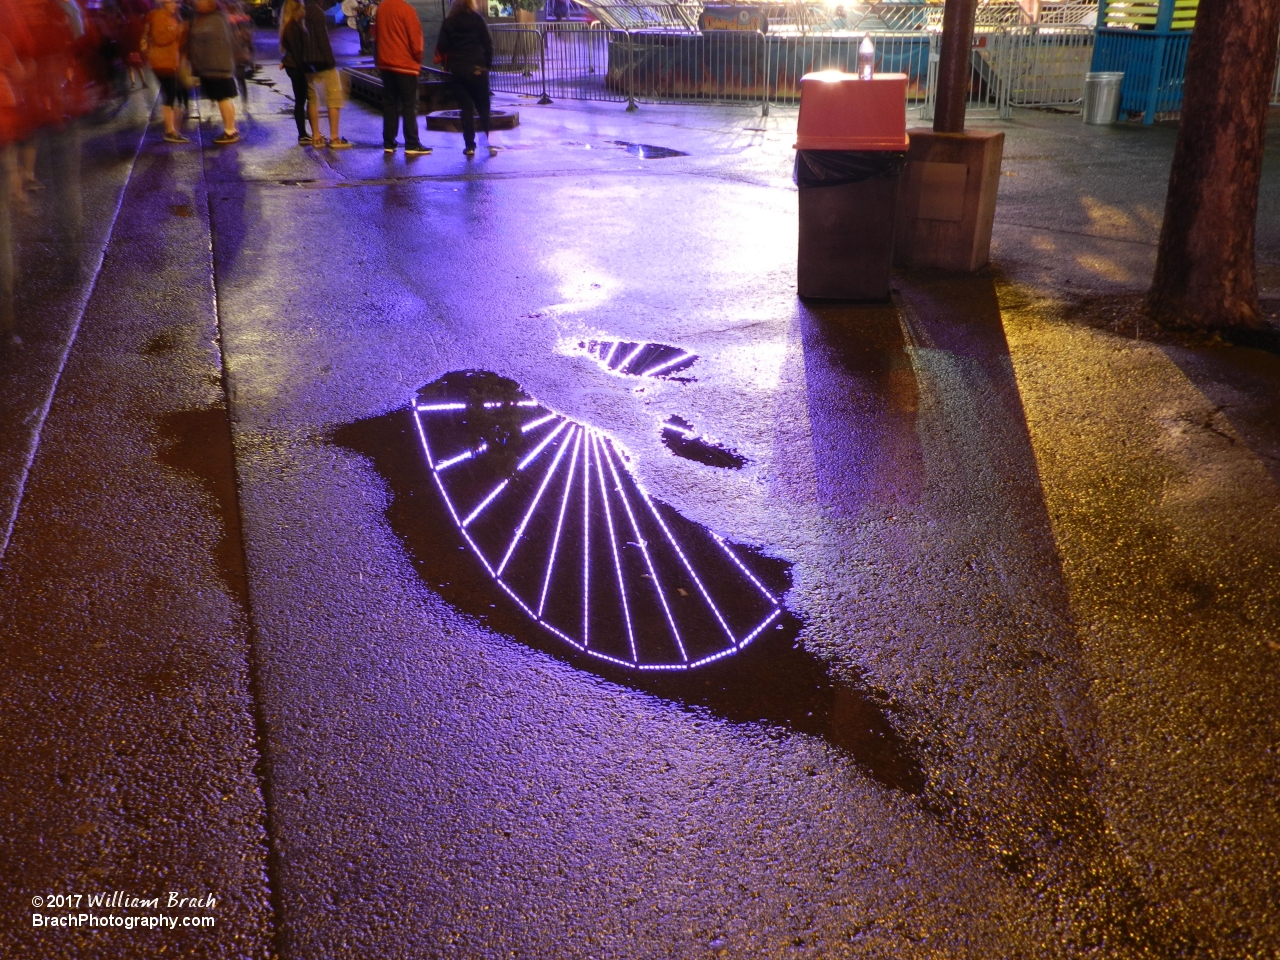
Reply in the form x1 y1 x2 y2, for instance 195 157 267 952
995 219 1160 247
0 117 149 568
198 119 291 960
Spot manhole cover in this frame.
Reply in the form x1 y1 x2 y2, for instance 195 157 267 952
426 109 520 132
607 140 689 159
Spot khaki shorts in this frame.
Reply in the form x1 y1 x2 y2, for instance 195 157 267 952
307 68 343 109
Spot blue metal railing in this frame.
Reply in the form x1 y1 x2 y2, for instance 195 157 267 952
1091 0 1192 123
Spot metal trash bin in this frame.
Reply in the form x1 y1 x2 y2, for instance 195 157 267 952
794 71 909 301
1082 71 1124 125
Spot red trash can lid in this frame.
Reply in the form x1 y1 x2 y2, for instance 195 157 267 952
794 72 909 151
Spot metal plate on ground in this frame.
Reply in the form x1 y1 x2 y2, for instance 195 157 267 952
426 110 520 132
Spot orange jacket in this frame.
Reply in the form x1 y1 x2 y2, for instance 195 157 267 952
144 6 186 75
374 0 423 76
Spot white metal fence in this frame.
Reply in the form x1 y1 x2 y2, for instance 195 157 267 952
489 22 1280 116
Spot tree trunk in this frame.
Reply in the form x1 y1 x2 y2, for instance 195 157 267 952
1147 0 1280 332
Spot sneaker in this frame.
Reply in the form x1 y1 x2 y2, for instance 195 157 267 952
213 131 240 145
404 145 432 156
464 146 476 157
384 143 397 154
328 137 354 150
163 131 191 143
299 135 314 145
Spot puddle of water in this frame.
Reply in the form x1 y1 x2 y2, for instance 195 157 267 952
332 372 924 792
607 140 689 160
410 370 775 669
661 415 747 470
575 340 697 380
155 407 247 607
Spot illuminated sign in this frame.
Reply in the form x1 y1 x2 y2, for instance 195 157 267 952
414 371 782 670
698 5 768 32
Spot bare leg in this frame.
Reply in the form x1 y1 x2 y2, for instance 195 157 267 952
162 104 177 135
217 98 237 135
308 97 322 143
328 105 340 142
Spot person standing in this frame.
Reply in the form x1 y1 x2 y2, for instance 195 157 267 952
278 0 312 143
434 0 496 158
187 0 239 143
226 0 255 111
303 0 349 148
374 0 428 155
143 0 189 142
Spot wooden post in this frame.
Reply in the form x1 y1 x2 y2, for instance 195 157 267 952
896 0 1004 272
933 0 979 133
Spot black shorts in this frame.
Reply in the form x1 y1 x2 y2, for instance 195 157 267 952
199 76 238 102
156 72 180 107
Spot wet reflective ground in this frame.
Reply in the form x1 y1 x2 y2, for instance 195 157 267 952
2 36 1279 960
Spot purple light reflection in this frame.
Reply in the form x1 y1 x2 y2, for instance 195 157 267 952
413 371 782 671
575 340 698 381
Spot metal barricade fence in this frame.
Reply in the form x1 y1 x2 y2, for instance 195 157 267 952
490 22 624 103
489 25 937 111
490 22 1280 117
764 31 933 107
1003 25 1095 108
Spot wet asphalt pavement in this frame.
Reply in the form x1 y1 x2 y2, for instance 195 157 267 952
1 27 1279 960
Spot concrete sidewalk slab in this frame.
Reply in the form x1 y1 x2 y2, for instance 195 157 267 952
0 123 274 959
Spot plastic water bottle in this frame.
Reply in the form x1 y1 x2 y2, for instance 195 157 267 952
858 34 875 80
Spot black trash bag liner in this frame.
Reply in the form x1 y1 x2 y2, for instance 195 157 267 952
793 149 908 188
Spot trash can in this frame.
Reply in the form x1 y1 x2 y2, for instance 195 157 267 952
1082 71 1124 125
794 71 909 300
